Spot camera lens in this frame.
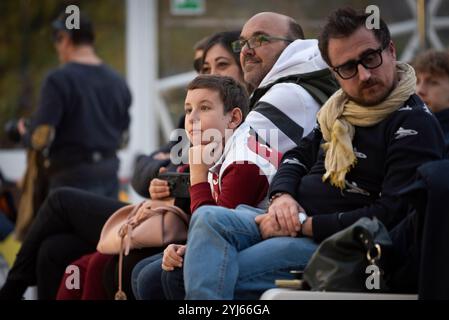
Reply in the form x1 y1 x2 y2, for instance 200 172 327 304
4 120 22 143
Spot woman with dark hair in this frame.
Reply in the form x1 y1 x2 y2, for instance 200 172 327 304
200 31 252 92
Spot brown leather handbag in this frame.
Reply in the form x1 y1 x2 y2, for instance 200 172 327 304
96 199 190 299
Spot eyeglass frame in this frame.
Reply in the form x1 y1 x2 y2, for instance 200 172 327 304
231 34 293 53
332 45 388 80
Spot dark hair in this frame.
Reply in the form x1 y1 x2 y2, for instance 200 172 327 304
187 75 249 118
193 35 210 72
201 31 242 74
52 11 95 45
287 19 305 40
413 49 449 78
318 7 390 66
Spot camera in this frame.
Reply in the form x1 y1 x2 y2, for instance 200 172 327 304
158 172 190 198
4 118 29 143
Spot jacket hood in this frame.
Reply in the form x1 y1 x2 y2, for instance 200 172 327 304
259 39 329 88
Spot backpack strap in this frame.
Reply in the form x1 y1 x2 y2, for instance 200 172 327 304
253 101 304 146
299 82 330 106
250 69 339 145
249 69 339 146
249 69 338 110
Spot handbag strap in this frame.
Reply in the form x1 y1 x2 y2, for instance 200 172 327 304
132 205 190 229
114 201 188 300
114 202 144 300
151 205 190 225
115 238 128 300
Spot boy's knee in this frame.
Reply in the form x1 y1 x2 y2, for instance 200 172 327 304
190 206 230 229
161 269 185 300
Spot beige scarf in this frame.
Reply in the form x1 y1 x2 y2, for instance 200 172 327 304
317 62 416 189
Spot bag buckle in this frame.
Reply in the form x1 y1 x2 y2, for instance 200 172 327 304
366 243 381 265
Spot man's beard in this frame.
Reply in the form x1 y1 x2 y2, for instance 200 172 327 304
348 79 395 106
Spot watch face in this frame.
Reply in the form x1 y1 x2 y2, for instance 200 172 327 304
298 212 307 224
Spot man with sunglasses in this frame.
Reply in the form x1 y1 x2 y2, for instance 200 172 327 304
181 8 445 300
231 12 338 154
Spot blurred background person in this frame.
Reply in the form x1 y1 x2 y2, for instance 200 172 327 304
13 11 131 239
414 49 449 154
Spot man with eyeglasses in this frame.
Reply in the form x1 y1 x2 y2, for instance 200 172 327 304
180 8 445 300
267 7 445 294
230 12 338 154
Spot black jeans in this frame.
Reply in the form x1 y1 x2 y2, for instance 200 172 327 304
3 187 126 299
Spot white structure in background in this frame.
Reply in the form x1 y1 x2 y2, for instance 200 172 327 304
122 0 159 202
0 0 448 203
394 0 448 61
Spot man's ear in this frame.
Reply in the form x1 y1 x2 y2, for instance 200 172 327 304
388 40 396 60
227 107 243 129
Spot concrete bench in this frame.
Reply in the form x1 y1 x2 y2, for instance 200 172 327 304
260 288 418 300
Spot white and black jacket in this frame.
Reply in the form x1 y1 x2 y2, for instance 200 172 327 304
245 39 331 154
269 94 446 242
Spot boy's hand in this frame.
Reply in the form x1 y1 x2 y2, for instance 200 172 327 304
255 214 292 239
162 244 186 271
148 167 170 199
189 141 222 185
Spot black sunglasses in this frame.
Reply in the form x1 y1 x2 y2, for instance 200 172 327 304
333 46 387 80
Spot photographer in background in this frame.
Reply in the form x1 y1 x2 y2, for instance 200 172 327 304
13 11 131 239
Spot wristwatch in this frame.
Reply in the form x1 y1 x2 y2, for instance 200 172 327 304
298 211 308 224
269 192 288 205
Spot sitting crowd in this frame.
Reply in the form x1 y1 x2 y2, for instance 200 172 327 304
1 6 449 300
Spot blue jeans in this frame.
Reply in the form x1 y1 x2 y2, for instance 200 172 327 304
132 253 186 300
162 267 185 300
183 205 318 300
131 252 164 300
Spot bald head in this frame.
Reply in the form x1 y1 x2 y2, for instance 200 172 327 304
244 12 304 40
